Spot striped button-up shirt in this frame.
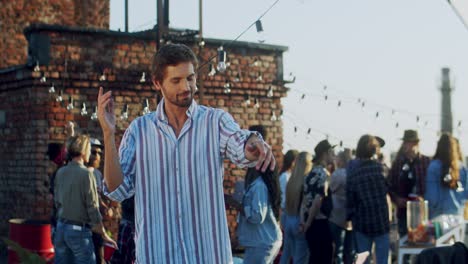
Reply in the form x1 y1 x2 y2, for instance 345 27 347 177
104 99 257 264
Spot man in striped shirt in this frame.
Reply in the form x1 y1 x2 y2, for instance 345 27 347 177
97 43 276 263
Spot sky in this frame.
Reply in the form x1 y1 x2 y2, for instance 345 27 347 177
109 0 468 160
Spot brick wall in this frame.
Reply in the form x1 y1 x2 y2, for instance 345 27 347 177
0 0 109 69
0 24 288 246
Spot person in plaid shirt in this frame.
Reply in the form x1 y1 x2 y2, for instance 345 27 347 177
347 134 390 264
388 130 430 236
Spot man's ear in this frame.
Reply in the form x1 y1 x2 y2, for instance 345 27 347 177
152 78 162 91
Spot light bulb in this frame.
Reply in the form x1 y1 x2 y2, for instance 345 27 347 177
255 20 265 43
217 47 227 73
270 111 277 121
67 97 74 111
244 94 251 106
40 75 47 83
267 86 273 98
140 72 146 83
254 98 260 108
120 104 129 120
234 73 241 82
91 106 98 121
99 73 106 81
34 61 40 72
208 64 216 77
49 83 55 93
224 81 231 94
142 99 150 115
255 73 263 82
80 103 88 116
56 90 63 102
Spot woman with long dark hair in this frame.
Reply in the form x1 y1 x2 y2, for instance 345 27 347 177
425 133 468 218
237 168 282 263
280 152 311 264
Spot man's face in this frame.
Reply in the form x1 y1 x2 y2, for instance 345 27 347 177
88 146 102 168
153 62 197 108
403 141 419 158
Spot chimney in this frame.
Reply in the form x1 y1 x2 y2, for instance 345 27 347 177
440 67 453 134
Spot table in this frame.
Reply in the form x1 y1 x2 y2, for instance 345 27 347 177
397 221 466 264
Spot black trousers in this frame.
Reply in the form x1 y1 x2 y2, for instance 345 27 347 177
306 219 333 264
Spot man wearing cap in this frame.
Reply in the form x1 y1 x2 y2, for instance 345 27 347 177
88 138 114 264
300 139 335 264
388 130 430 236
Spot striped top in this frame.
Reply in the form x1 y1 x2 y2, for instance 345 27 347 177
104 99 257 264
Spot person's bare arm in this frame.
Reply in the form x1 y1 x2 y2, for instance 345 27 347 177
97 87 124 192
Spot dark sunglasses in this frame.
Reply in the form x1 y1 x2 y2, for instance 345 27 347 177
91 150 103 155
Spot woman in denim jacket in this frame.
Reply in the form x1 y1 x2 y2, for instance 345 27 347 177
236 169 282 264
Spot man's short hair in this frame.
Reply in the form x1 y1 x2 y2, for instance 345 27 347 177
355 134 379 159
67 135 91 158
249 125 267 139
152 43 198 83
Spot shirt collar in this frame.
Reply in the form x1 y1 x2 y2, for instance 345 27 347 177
155 98 198 123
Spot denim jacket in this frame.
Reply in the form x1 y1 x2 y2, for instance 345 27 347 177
237 177 282 248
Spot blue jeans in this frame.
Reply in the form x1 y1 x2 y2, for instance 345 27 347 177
354 231 389 264
329 222 354 264
243 242 282 264
54 222 96 264
280 214 309 264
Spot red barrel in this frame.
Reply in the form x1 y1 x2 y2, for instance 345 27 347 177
8 219 54 264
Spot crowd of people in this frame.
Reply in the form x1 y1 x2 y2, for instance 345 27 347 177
45 43 468 264
258 130 467 264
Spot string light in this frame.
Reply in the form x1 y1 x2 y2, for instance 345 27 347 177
56 90 63 102
254 98 260 108
66 96 74 111
301 94 306 100
251 57 261 67
340 140 343 147
324 95 328 101
34 61 40 72
267 86 273 98
361 101 365 108
80 102 88 116
120 104 129 120
375 112 379 118
234 72 242 82
255 72 263 82
223 80 231 94
255 20 265 43
217 46 227 73
208 64 216 77
337 100 342 107
294 126 298 136
48 83 55 93
244 94 251 106
307 128 312 139
99 72 106 81
416 115 420 123
270 110 277 121
395 122 400 128
91 106 98 121
198 38 205 47
140 72 146 83
142 98 151 115
40 74 47 83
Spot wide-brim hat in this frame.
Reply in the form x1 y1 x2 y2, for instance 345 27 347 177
90 138 104 149
312 139 336 162
401 130 420 142
376 136 385 148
